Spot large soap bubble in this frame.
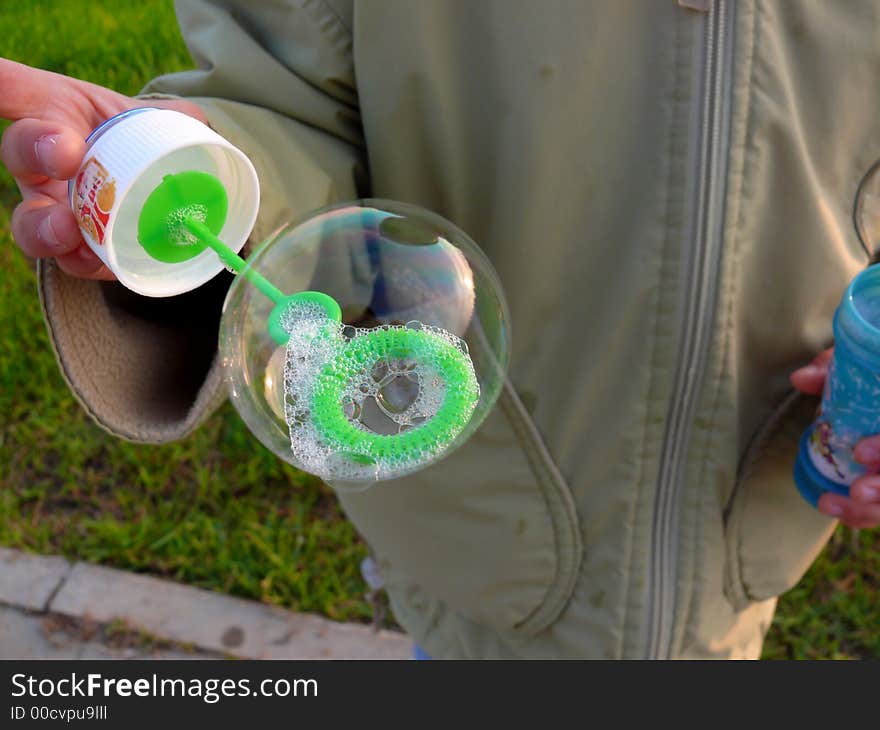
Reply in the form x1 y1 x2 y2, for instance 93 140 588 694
219 200 511 487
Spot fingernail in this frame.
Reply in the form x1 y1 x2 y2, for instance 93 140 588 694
37 213 61 250
821 501 843 517
34 134 60 177
857 485 879 502
798 364 822 377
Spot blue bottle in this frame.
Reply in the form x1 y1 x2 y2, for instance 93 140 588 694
794 264 880 506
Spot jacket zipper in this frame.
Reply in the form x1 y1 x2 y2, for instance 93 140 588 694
644 0 735 660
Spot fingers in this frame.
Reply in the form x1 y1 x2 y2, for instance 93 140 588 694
55 245 115 280
2 119 112 279
1 118 85 184
853 434 880 469
790 348 834 395
818 477 880 528
850 474 880 505
0 57 52 121
11 197 84 258
147 97 209 126
10 195 114 280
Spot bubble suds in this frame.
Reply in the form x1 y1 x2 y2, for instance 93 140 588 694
166 204 209 246
281 301 479 481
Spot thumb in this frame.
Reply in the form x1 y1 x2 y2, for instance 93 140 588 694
790 347 833 396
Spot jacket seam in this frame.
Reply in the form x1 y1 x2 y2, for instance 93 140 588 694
495 380 583 636
726 389 801 607
301 0 356 87
618 14 686 660
307 0 352 35
729 390 802 518
680 0 758 652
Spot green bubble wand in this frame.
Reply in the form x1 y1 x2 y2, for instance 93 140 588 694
137 171 480 469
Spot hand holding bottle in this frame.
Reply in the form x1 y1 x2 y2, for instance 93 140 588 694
0 57 206 279
792 348 880 527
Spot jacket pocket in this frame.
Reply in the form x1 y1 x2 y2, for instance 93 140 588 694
336 383 582 636
723 392 837 612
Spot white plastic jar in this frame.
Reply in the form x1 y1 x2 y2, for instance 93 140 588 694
68 107 259 297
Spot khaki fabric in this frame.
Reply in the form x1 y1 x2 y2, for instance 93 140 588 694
39 0 868 658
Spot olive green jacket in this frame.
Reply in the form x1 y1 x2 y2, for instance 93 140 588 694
42 0 868 658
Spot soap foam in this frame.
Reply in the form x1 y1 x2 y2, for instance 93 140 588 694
281 301 479 481
166 204 209 246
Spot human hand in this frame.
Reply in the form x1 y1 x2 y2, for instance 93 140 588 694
791 348 880 527
0 57 207 279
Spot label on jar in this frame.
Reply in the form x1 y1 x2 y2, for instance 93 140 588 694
806 418 860 485
73 156 116 245
806 356 880 485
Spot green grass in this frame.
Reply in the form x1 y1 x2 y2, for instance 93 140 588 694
763 527 880 659
0 0 877 658
0 0 372 624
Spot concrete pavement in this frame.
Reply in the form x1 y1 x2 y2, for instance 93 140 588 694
0 548 410 660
